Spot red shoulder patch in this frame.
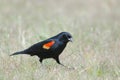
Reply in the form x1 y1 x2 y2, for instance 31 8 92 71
43 40 55 50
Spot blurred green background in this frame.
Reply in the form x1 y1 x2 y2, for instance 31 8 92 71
0 0 120 80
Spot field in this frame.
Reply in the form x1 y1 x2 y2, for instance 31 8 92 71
0 0 120 80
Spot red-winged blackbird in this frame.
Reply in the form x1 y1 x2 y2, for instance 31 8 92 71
10 32 72 65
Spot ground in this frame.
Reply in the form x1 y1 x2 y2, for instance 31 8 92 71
0 0 120 80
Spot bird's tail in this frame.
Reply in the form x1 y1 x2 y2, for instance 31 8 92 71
10 51 25 56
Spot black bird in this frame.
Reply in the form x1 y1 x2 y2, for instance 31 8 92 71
10 32 72 65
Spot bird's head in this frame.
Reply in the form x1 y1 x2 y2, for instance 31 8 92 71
58 32 73 43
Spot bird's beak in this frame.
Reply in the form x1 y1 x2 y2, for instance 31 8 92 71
68 38 73 42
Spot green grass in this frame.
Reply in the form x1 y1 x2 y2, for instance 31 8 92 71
0 0 120 80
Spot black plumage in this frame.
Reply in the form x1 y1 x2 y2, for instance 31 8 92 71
10 32 72 65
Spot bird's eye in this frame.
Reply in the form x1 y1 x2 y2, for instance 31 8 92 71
62 34 72 40
68 35 71 38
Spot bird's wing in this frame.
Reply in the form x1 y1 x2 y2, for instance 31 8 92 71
25 39 56 53
42 40 55 50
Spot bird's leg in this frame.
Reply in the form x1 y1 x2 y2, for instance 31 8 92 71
39 58 43 64
54 56 75 70
39 58 48 69
54 56 65 66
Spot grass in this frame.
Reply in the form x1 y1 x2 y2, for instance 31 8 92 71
0 0 120 80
